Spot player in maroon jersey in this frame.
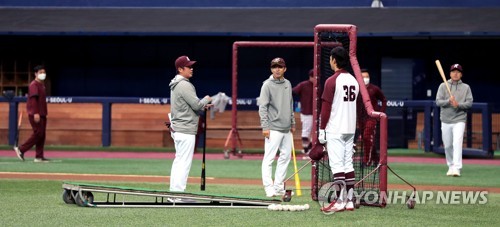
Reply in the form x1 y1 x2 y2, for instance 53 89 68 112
357 69 387 166
292 69 314 155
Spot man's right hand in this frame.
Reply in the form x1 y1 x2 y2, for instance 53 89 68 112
318 129 327 144
262 130 270 139
449 96 458 108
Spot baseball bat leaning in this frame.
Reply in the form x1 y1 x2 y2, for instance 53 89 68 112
435 60 452 97
201 109 207 191
291 141 303 196
14 111 23 147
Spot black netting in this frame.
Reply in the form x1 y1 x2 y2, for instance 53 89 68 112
314 30 383 207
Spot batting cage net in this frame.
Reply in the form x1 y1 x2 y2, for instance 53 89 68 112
311 24 388 207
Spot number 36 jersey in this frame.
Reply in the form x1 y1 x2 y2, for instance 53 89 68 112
321 70 359 134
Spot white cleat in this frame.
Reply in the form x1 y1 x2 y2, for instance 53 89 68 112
14 147 24 161
345 200 355 211
446 168 453 176
321 200 346 214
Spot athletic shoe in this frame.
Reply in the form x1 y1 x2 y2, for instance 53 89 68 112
452 169 461 177
13 147 24 161
345 200 355 211
275 190 294 196
34 158 50 163
446 168 453 176
266 193 275 198
333 200 346 211
321 200 346 214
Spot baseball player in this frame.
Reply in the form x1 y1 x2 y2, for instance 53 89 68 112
168 55 212 193
318 46 359 212
436 63 473 177
292 69 314 155
258 57 296 197
14 65 50 163
358 69 387 166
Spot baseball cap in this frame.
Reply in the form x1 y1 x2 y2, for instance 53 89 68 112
308 143 326 161
175 56 196 69
270 57 286 67
450 63 462 72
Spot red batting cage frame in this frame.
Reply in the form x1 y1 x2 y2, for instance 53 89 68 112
229 24 390 208
312 24 388 207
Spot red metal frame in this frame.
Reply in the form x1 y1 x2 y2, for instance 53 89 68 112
312 24 388 205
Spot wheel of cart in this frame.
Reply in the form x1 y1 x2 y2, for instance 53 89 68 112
74 191 94 207
62 189 76 204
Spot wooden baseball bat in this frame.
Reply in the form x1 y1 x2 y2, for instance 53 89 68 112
435 60 452 97
291 140 302 196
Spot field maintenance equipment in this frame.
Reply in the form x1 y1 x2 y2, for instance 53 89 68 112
62 182 281 208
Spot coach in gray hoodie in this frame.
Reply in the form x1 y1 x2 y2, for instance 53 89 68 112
168 55 211 193
258 57 296 197
436 63 473 177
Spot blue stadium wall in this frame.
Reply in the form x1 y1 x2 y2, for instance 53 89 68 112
1 1 499 111
2 35 499 111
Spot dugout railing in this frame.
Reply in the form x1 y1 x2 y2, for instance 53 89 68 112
2 96 495 154
0 95 257 148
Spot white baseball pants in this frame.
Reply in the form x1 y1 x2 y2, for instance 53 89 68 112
169 132 196 192
300 114 313 138
441 122 465 170
262 130 292 196
326 133 355 175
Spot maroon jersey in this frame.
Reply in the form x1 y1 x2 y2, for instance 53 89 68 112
358 83 387 117
26 80 47 116
292 80 313 115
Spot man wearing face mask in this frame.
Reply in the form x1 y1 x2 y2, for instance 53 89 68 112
357 68 387 166
14 65 49 162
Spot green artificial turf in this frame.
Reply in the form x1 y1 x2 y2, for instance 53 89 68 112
0 180 498 227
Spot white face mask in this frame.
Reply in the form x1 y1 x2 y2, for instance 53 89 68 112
37 73 46 81
363 78 370 85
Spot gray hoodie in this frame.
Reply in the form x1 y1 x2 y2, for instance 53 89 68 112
169 75 210 135
258 75 295 132
436 79 473 124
